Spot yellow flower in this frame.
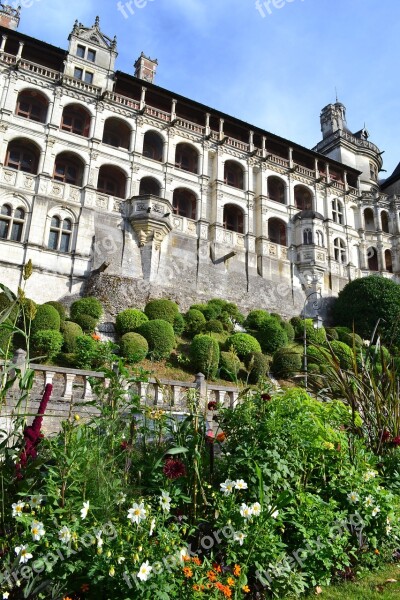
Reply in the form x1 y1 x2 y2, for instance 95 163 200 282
109 566 115 576
242 584 250 593
323 441 334 450
74 414 80 421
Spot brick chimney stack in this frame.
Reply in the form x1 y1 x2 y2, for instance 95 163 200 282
0 2 21 30
134 52 158 84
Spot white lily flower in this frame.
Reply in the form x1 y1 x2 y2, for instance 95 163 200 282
80 501 90 520
220 479 235 495
29 495 43 509
364 495 374 507
58 526 72 544
117 556 125 564
12 501 25 517
372 506 380 517
116 492 127 505
347 492 360 503
233 531 247 546
137 560 152 581
15 545 33 564
234 479 248 490
3 592 10 598
31 520 45 541
159 491 171 512
127 503 147 525
363 470 377 481
251 502 261 516
240 503 253 519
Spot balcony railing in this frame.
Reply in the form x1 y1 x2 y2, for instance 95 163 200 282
19 59 59 81
103 91 140 110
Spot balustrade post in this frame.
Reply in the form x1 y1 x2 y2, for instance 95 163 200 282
63 373 76 400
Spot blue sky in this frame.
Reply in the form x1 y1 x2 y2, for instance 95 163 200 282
17 0 400 177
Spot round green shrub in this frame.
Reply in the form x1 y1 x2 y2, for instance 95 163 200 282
244 309 270 331
256 318 288 354
73 314 98 334
206 299 226 316
184 309 206 336
218 311 235 333
330 340 354 370
74 335 98 370
281 320 295 342
31 304 60 334
307 345 329 367
244 351 270 384
303 319 327 345
137 319 176 359
270 312 283 323
219 351 241 382
190 334 220 378
32 330 63 361
204 319 224 334
326 327 339 341
202 305 221 321
290 316 303 339
225 332 261 360
335 327 363 348
44 301 66 322
62 321 83 353
271 346 302 378
70 297 103 321
173 313 185 336
120 332 148 364
332 276 400 344
144 299 179 325
115 309 148 335
189 303 207 315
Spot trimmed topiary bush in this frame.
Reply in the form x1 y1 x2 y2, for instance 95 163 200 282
137 319 176 359
74 335 98 370
290 316 303 339
73 314 98 334
332 275 400 344
225 332 261 360
219 350 241 382
62 321 83 353
281 320 295 343
115 309 148 336
184 309 206 337
271 346 302 378
190 334 220 378
329 340 354 370
303 319 327 345
326 327 339 341
244 351 270 384
244 309 270 331
32 330 63 361
256 318 288 354
31 304 60 334
173 313 185 336
44 301 66 322
70 297 103 321
204 319 224 334
144 299 179 324
335 326 363 348
120 332 148 364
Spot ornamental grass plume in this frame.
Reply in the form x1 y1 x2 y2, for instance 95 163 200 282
15 383 52 478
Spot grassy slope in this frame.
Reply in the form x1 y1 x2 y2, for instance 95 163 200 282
304 564 400 599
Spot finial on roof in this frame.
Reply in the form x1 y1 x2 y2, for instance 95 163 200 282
335 87 338 103
95 15 100 27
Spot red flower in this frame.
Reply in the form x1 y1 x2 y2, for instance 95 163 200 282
392 436 400 447
381 429 391 442
16 383 52 479
208 400 217 411
261 393 271 401
163 457 186 479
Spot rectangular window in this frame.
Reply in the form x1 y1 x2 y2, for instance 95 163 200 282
48 230 58 250
76 45 85 58
0 220 9 239
84 71 94 84
74 67 83 80
87 49 96 62
11 222 23 242
60 232 70 253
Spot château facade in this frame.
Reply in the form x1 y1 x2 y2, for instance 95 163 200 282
0 4 399 319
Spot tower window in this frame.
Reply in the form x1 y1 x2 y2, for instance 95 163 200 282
334 238 346 263
303 228 312 245
332 199 343 224
74 67 83 80
87 49 96 62
76 45 85 58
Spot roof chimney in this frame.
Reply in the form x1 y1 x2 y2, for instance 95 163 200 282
134 52 157 84
0 2 20 30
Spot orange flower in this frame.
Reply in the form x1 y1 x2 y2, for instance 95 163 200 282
91 333 101 341
233 564 241 577
216 432 226 442
216 582 225 591
227 576 235 587
207 570 217 582
182 554 191 562
183 566 193 578
192 556 202 566
213 562 222 573
242 584 250 593
81 583 90 592
374 549 380 555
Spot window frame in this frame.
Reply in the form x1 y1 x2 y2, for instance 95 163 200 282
48 215 73 253
0 203 25 242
